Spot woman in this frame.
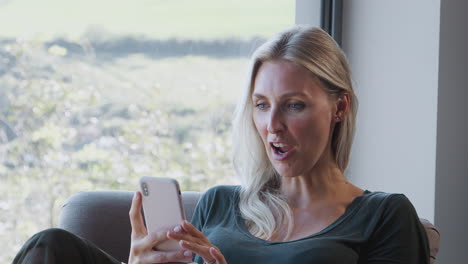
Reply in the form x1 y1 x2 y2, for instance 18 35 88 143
14 26 429 264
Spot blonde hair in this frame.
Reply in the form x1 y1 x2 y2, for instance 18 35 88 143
232 26 357 239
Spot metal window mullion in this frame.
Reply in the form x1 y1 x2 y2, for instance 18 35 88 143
321 0 343 46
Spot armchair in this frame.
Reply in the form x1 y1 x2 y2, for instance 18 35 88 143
58 191 440 263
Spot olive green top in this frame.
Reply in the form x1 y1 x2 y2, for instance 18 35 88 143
191 185 429 264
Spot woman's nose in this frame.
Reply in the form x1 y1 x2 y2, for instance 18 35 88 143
267 108 286 134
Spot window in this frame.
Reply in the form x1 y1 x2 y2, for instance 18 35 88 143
0 0 334 262
0 0 297 261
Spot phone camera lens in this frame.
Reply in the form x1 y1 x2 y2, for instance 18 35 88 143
141 182 149 196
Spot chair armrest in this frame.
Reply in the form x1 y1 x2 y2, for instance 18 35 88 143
420 218 440 264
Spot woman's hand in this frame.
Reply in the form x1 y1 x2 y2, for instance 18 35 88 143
167 220 227 264
128 191 194 264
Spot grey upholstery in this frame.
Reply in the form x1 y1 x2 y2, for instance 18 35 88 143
58 191 202 262
58 191 440 263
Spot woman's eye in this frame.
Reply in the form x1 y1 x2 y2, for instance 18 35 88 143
255 103 268 110
288 103 305 111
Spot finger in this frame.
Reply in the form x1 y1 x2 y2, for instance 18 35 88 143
179 240 212 261
142 249 193 263
181 220 205 240
167 226 197 243
141 230 170 249
129 191 147 238
210 247 226 264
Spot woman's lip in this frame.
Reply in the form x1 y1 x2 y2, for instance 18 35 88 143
270 145 295 161
269 141 289 144
270 142 294 152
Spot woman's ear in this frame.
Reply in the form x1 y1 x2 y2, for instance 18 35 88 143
334 93 350 122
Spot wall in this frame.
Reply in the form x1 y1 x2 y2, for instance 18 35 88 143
435 0 468 262
341 0 440 221
342 0 468 262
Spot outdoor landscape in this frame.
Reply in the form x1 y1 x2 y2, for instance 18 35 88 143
0 0 294 262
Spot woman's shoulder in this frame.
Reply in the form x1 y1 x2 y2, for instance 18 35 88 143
192 185 240 225
360 190 415 213
203 185 241 199
354 190 421 228
197 185 241 209
190 185 241 230
354 191 430 263
204 185 241 195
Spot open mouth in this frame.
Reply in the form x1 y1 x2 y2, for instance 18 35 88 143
270 142 294 160
271 143 286 154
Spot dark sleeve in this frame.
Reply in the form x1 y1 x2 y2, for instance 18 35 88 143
189 186 238 264
189 189 215 264
190 185 239 232
365 194 430 264
189 189 212 232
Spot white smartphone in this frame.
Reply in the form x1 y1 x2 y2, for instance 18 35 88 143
139 176 186 251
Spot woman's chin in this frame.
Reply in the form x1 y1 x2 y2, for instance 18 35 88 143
272 164 300 178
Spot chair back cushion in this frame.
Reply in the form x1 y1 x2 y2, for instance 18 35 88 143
59 190 202 262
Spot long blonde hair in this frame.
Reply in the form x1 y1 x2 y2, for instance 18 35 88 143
232 26 357 239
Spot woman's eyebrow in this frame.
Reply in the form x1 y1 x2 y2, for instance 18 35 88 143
252 92 307 99
252 93 266 99
280 92 307 98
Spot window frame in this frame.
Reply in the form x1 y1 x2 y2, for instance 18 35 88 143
295 0 343 46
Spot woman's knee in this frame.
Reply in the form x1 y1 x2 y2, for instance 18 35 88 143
29 228 84 249
14 228 84 264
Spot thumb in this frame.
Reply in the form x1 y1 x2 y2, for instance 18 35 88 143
129 191 147 238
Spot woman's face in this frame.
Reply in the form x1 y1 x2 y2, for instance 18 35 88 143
252 60 337 178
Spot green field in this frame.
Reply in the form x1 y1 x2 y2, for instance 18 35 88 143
0 0 294 40
98 55 246 107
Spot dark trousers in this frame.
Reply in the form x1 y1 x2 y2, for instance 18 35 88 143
13 228 121 264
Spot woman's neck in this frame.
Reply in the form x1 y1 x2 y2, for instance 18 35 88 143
279 164 350 208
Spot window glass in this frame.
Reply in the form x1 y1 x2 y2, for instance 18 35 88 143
0 0 294 261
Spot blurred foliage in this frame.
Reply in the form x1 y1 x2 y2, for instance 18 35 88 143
0 39 240 262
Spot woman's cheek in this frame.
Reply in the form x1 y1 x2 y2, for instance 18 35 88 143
253 114 267 135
